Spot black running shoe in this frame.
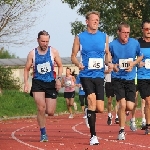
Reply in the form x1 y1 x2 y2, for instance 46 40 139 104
115 118 119 124
107 116 113 125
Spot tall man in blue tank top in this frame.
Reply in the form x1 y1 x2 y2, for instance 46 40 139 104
109 22 143 140
71 11 112 145
24 30 63 142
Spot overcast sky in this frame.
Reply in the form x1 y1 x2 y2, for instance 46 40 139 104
3 0 113 58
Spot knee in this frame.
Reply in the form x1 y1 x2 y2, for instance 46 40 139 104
47 112 54 116
119 103 126 110
38 105 46 113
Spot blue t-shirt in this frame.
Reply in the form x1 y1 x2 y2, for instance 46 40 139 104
33 47 54 82
137 38 150 79
76 75 85 95
110 38 142 80
78 30 106 78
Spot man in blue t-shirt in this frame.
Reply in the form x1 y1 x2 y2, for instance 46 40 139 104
109 22 143 140
137 20 150 135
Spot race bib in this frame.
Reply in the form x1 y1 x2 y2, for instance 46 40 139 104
145 59 150 69
119 58 133 69
88 58 103 69
37 62 51 74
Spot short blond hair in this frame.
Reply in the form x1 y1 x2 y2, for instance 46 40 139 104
85 11 100 20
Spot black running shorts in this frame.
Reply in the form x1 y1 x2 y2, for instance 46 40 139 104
105 82 115 98
64 91 75 98
112 78 136 102
80 77 104 101
138 79 150 99
30 78 58 99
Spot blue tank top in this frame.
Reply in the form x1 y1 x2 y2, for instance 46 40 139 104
78 30 106 78
33 47 54 82
137 38 150 79
110 38 142 80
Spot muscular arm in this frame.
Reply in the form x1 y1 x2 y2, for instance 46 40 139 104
24 51 33 85
105 35 112 64
52 48 63 77
71 36 80 67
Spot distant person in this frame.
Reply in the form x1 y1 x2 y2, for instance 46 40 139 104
76 74 88 118
61 67 76 118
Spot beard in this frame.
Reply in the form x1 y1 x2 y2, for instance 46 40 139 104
39 45 47 51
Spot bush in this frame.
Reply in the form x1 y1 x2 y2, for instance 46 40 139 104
0 66 21 90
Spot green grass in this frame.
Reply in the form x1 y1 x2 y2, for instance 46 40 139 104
0 90 142 119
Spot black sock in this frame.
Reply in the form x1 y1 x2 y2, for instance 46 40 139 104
87 110 96 138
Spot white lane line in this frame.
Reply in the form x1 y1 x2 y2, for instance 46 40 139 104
72 121 150 149
11 124 44 150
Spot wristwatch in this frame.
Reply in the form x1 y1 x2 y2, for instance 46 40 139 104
57 77 61 81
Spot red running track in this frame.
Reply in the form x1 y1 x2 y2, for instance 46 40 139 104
0 111 150 150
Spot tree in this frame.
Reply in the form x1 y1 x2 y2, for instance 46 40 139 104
61 0 150 38
0 47 17 58
0 0 49 45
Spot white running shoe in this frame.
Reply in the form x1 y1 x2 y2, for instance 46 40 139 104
130 120 137 131
83 115 87 119
69 114 73 118
117 131 125 140
90 135 99 145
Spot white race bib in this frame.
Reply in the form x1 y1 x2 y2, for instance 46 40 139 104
37 62 51 74
119 58 133 69
145 59 150 69
88 58 103 69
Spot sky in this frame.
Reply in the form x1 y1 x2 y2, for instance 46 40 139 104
4 0 85 58
4 0 113 58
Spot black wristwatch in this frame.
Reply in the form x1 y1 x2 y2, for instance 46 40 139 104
57 77 61 81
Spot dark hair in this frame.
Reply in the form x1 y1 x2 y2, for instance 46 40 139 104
117 22 130 31
38 30 50 39
66 67 77 77
141 20 150 29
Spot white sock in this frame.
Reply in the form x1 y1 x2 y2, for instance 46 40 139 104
131 118 135 122
108 113 111 117
142 118 146 123
120 127 124 130
116 114 118 118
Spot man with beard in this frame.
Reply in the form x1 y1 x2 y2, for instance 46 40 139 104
137 20 150 134
109 22 143 140
24 30 63 142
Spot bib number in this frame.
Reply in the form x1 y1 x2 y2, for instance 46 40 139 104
37 62 51 74
145 59 150 69
88 58 103 69
119 58 133 69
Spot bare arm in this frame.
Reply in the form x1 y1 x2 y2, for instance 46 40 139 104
52 47 63 77
71 36 80 66
71 36 84 70
24 50 34 92
105 35 112 64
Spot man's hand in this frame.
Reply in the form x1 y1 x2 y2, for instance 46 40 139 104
113 64 119 72
125 61 134 72
24 83 29 93
55 79 62 91
138 61 145 67
78 63 85 70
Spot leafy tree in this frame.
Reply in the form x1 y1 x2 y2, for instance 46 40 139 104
0 0 49 45
0 66 21 90
61 0 150 38
0 47 17 58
